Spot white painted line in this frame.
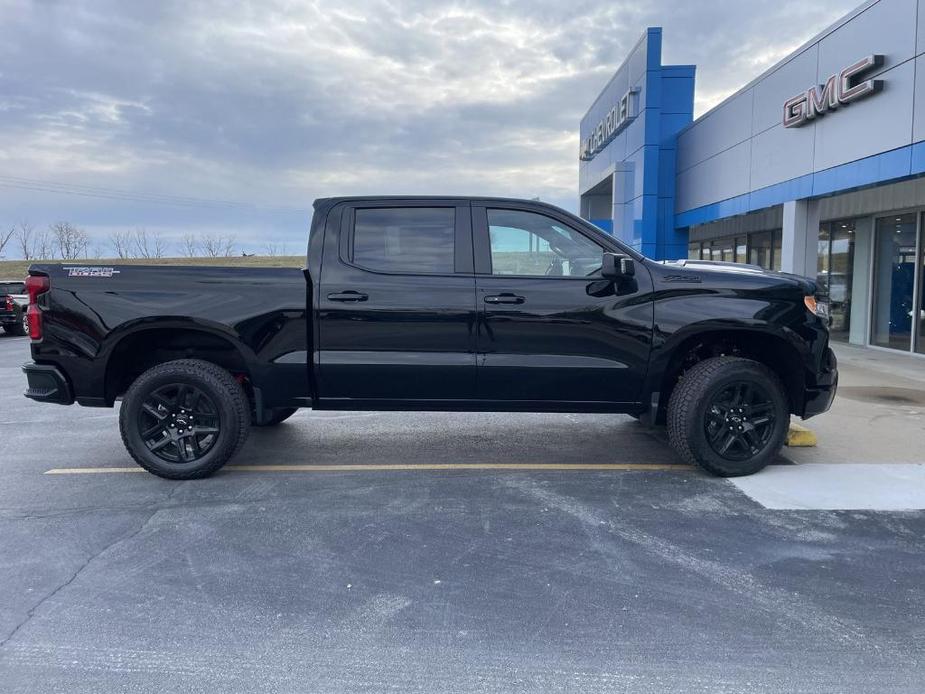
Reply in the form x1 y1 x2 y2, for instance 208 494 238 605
729 463 925 510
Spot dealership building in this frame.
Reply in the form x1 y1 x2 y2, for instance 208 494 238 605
579 0 925 355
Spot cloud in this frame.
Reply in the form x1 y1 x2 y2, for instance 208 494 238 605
0 0 854 256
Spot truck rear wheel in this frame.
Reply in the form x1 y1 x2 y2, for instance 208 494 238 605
667 356 788 477
119 359 250 479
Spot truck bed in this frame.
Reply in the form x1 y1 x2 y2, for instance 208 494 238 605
28 263 310 409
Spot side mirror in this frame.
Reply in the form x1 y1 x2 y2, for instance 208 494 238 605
601 252 635 279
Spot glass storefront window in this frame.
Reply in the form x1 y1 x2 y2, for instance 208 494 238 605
771 230 782 271
871 214 917 350
735 237 747 264
710 238 733 262
689 228 787 272
918 214 925 355
829 222 855 341
817 220 856 342
817 226 831 286
749 231 773 269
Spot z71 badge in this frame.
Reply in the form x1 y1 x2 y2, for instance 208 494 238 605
66 266 121 278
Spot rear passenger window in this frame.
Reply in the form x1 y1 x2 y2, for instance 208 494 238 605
352 208 455 274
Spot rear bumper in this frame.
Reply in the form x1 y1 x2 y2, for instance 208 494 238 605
22 362 74 405
802 347 838 418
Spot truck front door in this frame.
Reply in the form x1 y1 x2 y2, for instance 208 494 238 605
472 203 653 406
317 201 477 405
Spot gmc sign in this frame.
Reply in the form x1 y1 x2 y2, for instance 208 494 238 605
783 55 884 128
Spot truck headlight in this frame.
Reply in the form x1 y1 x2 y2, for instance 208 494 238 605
804 296 829 319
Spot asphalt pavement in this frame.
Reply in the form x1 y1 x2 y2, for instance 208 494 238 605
1 332 923 693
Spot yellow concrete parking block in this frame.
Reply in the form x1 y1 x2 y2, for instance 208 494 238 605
786 422 817 447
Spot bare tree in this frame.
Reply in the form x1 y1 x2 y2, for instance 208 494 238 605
34 228 53 260
131 227 167 259
0 226 14 259
50 222 89 260
263 242 285 257
181 233 199 258
201 233 236 258
16 221 36 259
110 230 132 259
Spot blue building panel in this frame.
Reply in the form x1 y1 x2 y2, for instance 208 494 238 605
675 142 925 229
579 27 695 260
660 69 696 115
911 140 925 174
657 147 677 199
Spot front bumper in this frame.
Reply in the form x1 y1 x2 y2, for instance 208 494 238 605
802 347 838 418
22 362 74 405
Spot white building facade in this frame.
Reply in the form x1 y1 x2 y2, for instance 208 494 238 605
580 0 925 355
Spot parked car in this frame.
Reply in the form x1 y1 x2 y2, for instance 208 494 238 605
21 196 837 479
0 280 28 336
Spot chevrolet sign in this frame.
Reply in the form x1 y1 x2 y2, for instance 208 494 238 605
580 88 640 161
783 55 884 128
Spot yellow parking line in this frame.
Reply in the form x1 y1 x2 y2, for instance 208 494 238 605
45 462 694 475
45 467 145 474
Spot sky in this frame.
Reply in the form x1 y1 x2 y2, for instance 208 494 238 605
0 0 856 258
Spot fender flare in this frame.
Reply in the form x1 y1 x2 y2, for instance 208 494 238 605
643 320 810 412
99 318 262 400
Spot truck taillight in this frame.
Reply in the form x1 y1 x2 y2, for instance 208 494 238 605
25 274 50 340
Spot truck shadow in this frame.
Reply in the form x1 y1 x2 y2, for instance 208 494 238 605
240 411 792 471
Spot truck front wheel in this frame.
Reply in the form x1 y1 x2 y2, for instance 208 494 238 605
119 359 250 479
667 356 789 477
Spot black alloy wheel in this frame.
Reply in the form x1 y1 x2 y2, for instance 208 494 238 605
703 380 777 461
139 383 220 464
667 356 789 477
119 359 250 479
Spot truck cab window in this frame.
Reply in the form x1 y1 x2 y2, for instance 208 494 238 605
487 209 603 277
352 207 455 274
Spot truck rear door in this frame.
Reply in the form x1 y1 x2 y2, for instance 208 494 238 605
317 200 477 405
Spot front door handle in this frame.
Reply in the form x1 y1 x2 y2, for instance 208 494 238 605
484 293 525 305
327 291 368 302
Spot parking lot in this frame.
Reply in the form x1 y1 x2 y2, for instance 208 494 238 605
1 332 924 693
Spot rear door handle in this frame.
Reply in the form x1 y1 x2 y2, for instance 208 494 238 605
484 293 525 305
327 291 368 302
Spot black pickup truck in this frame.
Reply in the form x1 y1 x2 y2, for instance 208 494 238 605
22 196 837 479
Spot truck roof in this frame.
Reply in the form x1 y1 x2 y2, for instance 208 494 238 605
312 195 565 211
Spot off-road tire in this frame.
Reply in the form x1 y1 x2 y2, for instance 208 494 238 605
667 356 788 477
119 359 250 479
253 407 299 427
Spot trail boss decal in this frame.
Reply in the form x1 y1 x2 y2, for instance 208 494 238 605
66 266 121 278
783 55 884 128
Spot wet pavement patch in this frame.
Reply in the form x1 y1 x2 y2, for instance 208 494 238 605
836 386 925 406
